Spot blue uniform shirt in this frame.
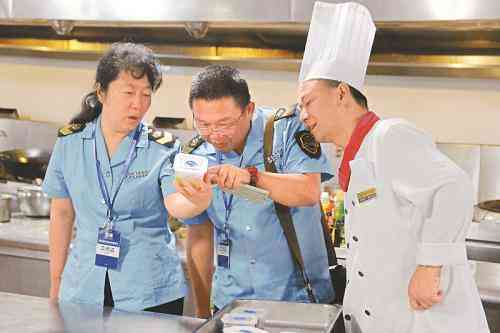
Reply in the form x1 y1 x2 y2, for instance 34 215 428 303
42 116 186 311
185 107 334 308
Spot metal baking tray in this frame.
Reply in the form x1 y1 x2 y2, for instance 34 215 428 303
196 299 342 333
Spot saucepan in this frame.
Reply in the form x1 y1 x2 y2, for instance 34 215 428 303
16 186 51 217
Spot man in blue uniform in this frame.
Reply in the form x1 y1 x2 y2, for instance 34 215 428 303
173 65 334 317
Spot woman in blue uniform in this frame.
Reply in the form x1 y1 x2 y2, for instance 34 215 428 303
42 43 194 314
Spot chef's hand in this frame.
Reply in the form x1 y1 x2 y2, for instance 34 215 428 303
174 176 212 207
408 265 443 310
206 165 250 190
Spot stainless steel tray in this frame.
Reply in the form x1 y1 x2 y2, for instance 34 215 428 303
196 299 342 333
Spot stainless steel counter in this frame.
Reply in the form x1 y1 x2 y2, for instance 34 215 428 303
467 220 500 264
0 213 49 252
0 292 204 333
0 214 194 315
0 215 50 297
1 213 499 329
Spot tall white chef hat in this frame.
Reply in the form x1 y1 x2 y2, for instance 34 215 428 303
299 2 376 93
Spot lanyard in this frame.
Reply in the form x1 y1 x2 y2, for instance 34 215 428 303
217 150 245 238
94 124 142 224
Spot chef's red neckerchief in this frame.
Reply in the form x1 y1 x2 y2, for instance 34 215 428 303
338 111 380 192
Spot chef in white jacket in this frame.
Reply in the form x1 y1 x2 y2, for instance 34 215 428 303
297 2 490 332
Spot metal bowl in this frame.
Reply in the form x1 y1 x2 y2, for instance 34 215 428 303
16 187 50 217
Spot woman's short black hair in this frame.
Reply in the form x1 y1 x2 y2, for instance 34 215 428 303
189 65 251 110
71 42 162 124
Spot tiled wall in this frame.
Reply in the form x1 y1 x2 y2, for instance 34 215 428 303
1 55 500 193
2 55 500 144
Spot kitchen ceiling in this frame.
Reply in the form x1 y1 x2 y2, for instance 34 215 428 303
1 0 500 79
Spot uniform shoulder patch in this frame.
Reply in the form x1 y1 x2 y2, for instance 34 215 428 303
182 135 205 154
294 130 321 159
58 123 85 137
273 105 296 121
147 127 176 147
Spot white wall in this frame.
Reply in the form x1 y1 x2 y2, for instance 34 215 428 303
365 76 500 145
1 55 500 144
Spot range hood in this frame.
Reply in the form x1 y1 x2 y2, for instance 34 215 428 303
1 0 500 79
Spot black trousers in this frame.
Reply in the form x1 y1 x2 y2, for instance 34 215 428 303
104 271 184 315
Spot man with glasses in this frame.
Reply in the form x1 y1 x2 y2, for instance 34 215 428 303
173 65 334 318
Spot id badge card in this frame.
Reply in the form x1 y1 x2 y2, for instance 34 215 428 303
217 239 231 269
95 226 121 270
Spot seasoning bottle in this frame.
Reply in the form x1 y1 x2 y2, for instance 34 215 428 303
321 192 334 233
333 191 346 247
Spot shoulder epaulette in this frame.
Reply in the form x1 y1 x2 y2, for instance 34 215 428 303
182 135 205 154
147 127 176 147
273 104 297 121
58 123 85 137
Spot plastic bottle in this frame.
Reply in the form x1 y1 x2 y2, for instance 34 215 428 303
321 191 334 233
320 192 330 212
333 191 345 247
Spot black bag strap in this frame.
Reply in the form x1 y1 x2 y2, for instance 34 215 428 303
321 205 346 304
319 206 339 268
263 110 317 303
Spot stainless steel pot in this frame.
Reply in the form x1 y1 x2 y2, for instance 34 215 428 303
16 187 50 217
0 194 12 222
474 201 500 223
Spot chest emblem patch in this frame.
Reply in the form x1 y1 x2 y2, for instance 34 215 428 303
294 130 321 159
127 170 149 180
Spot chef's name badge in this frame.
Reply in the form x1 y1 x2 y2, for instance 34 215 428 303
356 187 377 204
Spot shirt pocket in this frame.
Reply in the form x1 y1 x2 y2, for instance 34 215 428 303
116 171 163 216
349 158 378 208
346 158 381 251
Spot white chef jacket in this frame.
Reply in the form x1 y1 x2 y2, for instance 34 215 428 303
342 118 489 333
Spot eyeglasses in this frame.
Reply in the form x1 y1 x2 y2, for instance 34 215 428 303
194 112 245 134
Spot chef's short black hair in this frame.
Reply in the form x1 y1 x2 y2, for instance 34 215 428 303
189 65 251 110
324 79 368 109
